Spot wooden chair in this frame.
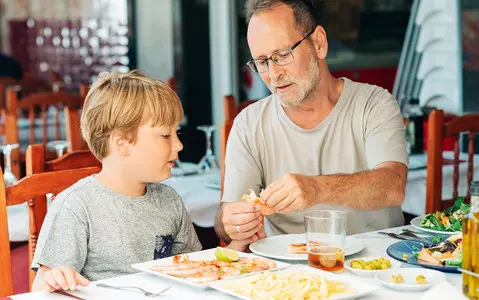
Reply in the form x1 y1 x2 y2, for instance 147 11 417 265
4 88 85 178
219 95 255 246
425 109 479 213
23 144 101 287
0 166 100 297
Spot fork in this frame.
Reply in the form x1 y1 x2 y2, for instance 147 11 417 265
96 283 171 297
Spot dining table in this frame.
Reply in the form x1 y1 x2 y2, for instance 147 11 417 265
7 225 466 300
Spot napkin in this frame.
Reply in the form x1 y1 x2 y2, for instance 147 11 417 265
420 280 467 300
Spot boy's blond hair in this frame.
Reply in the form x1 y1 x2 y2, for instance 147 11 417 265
81 70 183 160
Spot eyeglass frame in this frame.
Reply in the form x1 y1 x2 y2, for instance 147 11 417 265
246 28 315 73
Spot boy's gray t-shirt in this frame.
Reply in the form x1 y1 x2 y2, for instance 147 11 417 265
31 175 202 281
222 78 409 235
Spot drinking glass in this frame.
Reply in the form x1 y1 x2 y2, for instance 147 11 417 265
46 140 69 158
0 143 20 187
196 125 219 173
305 210 347 272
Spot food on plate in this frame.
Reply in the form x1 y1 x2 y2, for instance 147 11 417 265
287 241 321 254
349 257 391 270
215 247 240 262
391 273 404 283
403 253 409 260
416 234 463 267
241 189 275 215
223 271 356 299
416 275 428 284
421 197 470 232
150 252 277 283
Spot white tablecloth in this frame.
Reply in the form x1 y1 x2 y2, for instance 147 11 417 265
7 165 221 242
10 225 464 300
402 152 479 216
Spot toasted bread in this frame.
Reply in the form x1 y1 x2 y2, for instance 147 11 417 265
241 189 275 215
288 243 307 254
287 241 322 254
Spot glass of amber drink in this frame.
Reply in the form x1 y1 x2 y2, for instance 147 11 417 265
305 210 347 272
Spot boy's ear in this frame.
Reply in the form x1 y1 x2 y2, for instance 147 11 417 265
110 130 131 156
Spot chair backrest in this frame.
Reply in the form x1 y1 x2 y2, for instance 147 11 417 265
24 144 101 287
426 109 479 213
5 88 85 178
0 166 100 297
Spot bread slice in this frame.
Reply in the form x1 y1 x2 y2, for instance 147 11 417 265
288 243 307 254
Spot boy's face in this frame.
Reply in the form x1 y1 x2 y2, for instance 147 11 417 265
125 121 183 183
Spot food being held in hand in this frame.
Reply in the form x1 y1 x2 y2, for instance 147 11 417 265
416 275 428 284
421 197 470 232
150 252 277 283
241 189 275 215
350 257 391 270
287 241 321 254
391 273 404 283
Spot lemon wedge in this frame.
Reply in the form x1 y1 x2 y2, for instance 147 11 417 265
214 247 240 262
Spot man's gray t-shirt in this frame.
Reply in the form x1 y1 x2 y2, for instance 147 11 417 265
222 78 408 235
31 175 202 281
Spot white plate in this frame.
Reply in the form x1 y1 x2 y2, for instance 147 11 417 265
344 256 402 277
131 248 289 289
410 216 462 235
249 234 365 261
209 264 380 300
374 268 446 292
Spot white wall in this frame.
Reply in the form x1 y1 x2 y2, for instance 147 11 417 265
135 0 173 81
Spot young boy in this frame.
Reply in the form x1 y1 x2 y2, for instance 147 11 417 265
31 70 204 292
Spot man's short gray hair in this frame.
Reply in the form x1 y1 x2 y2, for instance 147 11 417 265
245 0 316 34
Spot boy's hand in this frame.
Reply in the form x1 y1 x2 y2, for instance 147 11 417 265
42 266 89 292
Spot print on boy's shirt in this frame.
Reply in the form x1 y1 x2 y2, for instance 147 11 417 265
154 235 173 259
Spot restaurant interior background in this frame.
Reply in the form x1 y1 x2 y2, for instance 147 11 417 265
0 0 478 161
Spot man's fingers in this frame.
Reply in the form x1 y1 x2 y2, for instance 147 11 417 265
265 186 289 208
260 180 284 203
229 220 263 240
227 202 260 215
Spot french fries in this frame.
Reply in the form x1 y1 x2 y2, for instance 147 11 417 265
224 271 355 299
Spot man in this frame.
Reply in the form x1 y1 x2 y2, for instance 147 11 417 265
214 0 408 248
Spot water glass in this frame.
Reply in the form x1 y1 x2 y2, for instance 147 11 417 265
305 210 347 272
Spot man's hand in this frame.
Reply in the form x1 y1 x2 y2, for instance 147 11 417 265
226 227 266 252
221 202 264 240
261 173 318 214
33 265 89 292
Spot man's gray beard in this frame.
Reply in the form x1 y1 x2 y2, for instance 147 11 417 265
277 57 320 107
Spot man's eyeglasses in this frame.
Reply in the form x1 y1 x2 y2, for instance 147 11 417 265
246 29 315 73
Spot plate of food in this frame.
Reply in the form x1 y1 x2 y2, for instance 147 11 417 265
344 256 402 276
249 234 365 261
131 247 289 289
374 268 446 292
386 234 462 273
411 197 469 235
209 264 380 300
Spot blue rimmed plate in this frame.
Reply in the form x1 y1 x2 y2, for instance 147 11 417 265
386 240 459 273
